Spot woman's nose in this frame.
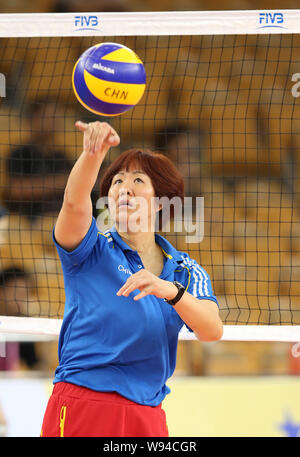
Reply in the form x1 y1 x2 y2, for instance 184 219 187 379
119 186 133 196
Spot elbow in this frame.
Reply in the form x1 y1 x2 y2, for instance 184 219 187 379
62 194 78 214
63 187 74 207
210 320 224 341
195 319 223 342
63 189 90 215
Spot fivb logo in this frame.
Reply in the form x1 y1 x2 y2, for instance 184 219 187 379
74 15 100 32
258 12 285 29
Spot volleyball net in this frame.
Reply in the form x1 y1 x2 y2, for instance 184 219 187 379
0 10 300 341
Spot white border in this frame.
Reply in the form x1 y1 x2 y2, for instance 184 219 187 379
0 10 298 37
0 316 299 342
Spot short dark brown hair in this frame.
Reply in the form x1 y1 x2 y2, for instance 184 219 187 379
100 148 184 230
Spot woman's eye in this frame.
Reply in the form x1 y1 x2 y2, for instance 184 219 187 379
113 177 143 185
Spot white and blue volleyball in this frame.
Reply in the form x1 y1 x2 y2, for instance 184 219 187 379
72 42 146 116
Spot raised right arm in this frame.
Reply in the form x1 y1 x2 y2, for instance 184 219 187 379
54 121 120 251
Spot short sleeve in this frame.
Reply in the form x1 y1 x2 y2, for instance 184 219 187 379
53 217 101 274
181 255 219 307
180 256 219 333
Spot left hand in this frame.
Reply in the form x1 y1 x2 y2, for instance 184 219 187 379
116 269 178 301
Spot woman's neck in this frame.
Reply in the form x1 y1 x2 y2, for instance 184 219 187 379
118 228 157 255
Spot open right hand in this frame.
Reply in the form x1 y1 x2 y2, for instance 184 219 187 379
75 120 120 157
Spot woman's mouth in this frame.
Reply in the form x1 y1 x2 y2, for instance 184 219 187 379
118 200 133 208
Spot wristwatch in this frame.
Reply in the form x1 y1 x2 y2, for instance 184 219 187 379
164 281 185 306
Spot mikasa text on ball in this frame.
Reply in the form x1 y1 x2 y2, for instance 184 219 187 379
72 42 146 116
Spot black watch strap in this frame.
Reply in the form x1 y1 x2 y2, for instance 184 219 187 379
164 281 185 306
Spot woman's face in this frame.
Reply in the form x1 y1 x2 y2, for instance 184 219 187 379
108 167 159 233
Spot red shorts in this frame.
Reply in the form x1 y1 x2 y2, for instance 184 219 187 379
41 382 169 437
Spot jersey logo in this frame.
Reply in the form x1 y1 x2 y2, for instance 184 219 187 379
118 264 132 275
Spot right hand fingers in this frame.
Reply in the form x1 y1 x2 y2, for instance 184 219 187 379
75 121 119 155
108 130 120 146
75 121 88 132
95 127 120 152
94 122 110 154
75 121 90 152
92 122 120 155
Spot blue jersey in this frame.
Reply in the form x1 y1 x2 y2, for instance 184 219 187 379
53 217 218 406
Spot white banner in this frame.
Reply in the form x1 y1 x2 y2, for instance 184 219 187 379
0 10 298 38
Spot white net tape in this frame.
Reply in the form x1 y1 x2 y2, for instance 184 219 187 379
0 316 299 342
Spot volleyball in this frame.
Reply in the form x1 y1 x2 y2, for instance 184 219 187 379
72 42 146 116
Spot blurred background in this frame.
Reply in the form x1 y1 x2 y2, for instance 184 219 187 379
0 0 300 438
1 0 300 13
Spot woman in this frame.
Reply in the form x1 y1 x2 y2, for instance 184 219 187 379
41 121 223 437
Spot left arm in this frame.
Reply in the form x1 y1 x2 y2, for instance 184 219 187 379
168 289 223 342
116 270 223 342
